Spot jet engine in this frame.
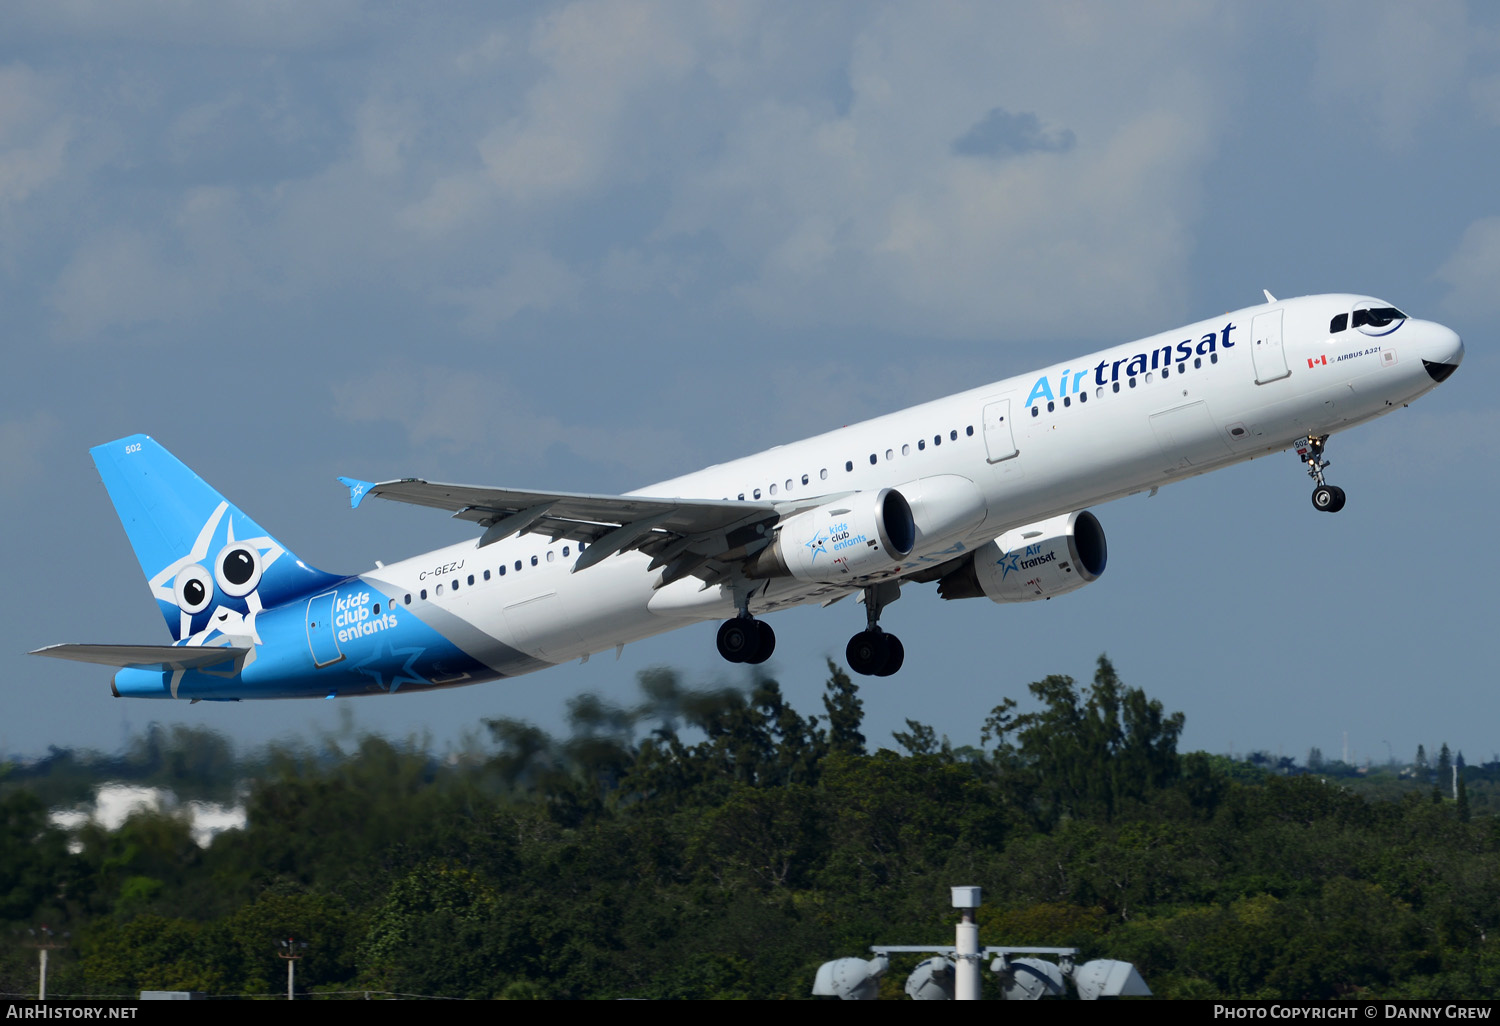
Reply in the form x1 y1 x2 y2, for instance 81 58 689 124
937 510 1106 603
746 488 915 583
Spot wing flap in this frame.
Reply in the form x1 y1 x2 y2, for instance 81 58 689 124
31 643 251 671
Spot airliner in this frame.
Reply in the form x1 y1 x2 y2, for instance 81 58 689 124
35 293 1463 699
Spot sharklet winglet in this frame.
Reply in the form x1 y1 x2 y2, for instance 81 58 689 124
339 477 375 510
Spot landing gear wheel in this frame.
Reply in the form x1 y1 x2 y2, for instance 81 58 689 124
846 630 904 676
846 630 883 676
1311 484 1346 513
744 620 776 665
716 618 762 664
875 634 904 677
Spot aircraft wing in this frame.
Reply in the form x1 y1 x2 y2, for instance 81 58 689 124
31 643 251 671
340 476 845 586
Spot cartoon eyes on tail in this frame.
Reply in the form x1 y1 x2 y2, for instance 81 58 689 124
170 544 265 611
215 545 262 598
173 565 214 613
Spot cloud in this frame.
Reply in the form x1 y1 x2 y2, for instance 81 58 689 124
1310 0 1470 149
1435 216 1500 318
0 64 69 209
0 410 60 495
46 229 205 341
438 252 581 335
332 361 691 479
952 108 1074 159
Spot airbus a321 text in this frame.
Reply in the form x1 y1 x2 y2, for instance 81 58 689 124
35 293 1463 699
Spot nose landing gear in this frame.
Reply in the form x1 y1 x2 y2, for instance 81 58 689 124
1298 435 1346 513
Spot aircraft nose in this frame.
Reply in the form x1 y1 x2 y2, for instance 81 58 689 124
1421 323 1463 383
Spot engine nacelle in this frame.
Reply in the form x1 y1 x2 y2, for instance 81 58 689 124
746 489 915 583
889 474 989 549
937 510 1106 603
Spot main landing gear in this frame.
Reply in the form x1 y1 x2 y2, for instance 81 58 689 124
1297 434 1346 513
845 583 904 677
716 615 775 665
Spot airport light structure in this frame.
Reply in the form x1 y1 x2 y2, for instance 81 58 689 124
24 926 68 1001
812 886 1150 1001
276 936 307 1000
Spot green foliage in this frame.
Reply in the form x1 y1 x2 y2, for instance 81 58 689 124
5 656 1497 999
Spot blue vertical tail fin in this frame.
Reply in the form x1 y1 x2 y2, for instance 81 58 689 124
91 435 343 641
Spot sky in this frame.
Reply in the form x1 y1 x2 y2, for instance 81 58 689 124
4 0 1499 769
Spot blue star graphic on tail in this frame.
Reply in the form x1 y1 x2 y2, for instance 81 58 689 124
353 638 428 694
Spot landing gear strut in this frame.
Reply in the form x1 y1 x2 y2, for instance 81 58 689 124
1297 434 1346 513
716 616 775 665
846 583 904 677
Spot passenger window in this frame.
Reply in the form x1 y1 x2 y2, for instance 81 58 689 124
531 555 538 566
1211 353 1219 364
802 474 809 485
902 443 910 456
1145 372 1153 383
1194 357 1201 369
1079 391 1087 403
1047 401 1055 412
436 584 444 596
769 484 777 495
1162 367 1170 378
515 560 522 571
1031 407 1039 417
1112 381 1120 393
420 589 427 600
754 488 761 499
966 425 974 436
373 603 381 614
1063 396 1071 407
919 438 927 448
1094 387 1102 399
499 565 506 575
934 435 941 446
1129 377 1137 388
483 569 491 581
949 430 957 440
563 546 570 557
546 550 555 562
738 493 744 500
869 454 877 465
468 574 475 585
404 593 411 605
451 580 458 592
885 449 893 460
821 468 828 480
845 461 853 472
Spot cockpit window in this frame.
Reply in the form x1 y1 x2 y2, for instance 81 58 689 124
1352 305 1406 337
1330 313 1347 333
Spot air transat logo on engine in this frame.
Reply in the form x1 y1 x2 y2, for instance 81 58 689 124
999 543 1058 579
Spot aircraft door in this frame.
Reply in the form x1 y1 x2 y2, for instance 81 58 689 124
982 399 1019 463
305 590 345 668
1252 309 1290 384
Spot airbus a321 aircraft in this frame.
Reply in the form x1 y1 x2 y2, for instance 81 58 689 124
35 293 1462 700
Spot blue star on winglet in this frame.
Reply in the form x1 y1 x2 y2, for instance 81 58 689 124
353 638 428 694
338 477 374 509
996 551 1021 579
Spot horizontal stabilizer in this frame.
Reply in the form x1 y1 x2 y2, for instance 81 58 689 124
30 643 250 671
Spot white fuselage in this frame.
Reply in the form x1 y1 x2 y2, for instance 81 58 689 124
362 294 1463 676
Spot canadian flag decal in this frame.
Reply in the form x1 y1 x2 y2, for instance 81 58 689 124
1307 355 1327 368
